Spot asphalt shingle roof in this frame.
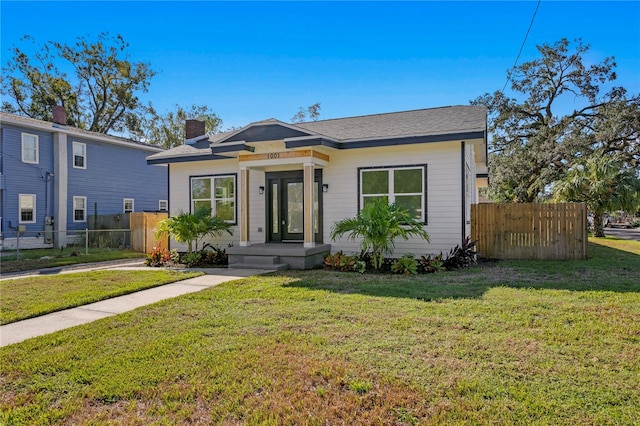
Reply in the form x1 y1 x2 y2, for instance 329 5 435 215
294 105 486 141
147 105 486 161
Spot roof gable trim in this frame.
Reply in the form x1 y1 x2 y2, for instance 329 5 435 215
217 121 316 144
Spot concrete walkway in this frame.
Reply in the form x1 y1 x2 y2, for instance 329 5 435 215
1 264 273 347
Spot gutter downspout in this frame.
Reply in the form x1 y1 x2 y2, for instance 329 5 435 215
461 141 466 245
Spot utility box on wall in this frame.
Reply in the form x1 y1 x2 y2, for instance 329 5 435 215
45 216 54 244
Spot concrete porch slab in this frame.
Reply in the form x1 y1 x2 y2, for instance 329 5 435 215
227 243 330 269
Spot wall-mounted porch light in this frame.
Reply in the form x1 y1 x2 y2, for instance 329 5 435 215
322 184 329 193
258 186 265 194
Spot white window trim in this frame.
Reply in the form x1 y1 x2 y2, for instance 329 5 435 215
190 174 237 224
359 165 427 223
123 198 134 213
159 200 168 211
19 193 36 224
21 133 39 164
73 196 87 223
72 142 87 169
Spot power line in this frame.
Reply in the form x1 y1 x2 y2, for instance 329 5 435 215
502 0 542 94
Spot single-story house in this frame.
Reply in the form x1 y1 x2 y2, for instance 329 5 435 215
147 105 488 269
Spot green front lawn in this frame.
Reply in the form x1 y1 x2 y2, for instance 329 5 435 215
1 240 638 424
0 270 203 325
0 248 144 274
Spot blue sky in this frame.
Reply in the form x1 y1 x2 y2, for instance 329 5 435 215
2 1 639 130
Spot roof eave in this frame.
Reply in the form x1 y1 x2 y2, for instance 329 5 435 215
0 113 164 153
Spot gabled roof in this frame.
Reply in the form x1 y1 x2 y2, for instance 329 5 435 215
215 119 314 144
147 105 487 163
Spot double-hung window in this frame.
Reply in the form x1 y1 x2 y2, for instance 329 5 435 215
19 194 36 223
123 198 134 213
191 174 236 223
359 165 427 222
73 196 86 222
73 142 86 168
21 133 39 164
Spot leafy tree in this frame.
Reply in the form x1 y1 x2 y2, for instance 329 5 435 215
1 33 156 135
330 198 429 270
553 153 640 237
291 102 321 123
472 38 640 202
156 207 233 253
134 104 222 148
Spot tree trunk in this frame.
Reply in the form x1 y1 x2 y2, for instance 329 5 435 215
593 212 606 238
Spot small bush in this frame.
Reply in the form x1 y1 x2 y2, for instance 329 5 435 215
323 251 359 272
145 247 179 267
392 254 418 275
180 251 202 268
419 254 446 273
201 243 228 266
353 261 367 274
443 236 478 270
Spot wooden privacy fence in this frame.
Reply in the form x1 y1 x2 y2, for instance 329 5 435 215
88 213 130 230
130 212 168 254
471 203 587 260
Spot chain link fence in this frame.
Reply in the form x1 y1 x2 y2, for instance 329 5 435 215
1 229 132 257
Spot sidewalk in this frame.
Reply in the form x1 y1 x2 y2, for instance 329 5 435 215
0 258 148 280
1 265 273 347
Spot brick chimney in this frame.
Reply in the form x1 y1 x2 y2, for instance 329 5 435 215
185 119 206 140
53 105 66 125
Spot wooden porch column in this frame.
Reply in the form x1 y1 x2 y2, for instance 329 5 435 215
303 163 315 248
239 167 250 247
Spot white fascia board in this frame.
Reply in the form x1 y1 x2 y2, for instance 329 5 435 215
148 149 212 159
210 140 247 147
184 134 210 145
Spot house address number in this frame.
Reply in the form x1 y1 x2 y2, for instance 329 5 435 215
238 149 329 162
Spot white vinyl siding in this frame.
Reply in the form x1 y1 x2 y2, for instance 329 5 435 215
323 142 463 257
19 194 36 223
73 142 86 169
167 160 240 251
21 133 39 164
73 196 86 222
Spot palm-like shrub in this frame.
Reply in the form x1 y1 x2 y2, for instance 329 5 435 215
330 198 430 270
553 153 640 237
156 206 233 253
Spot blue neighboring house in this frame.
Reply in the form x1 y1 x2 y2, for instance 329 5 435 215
0 108 168 249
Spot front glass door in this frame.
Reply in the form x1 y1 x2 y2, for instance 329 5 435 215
267 171 322 243
284 179 304 240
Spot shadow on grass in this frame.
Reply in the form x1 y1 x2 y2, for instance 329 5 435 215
281 242 640 301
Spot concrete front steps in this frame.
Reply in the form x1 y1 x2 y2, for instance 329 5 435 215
227 243 331 270
228 255 289 271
